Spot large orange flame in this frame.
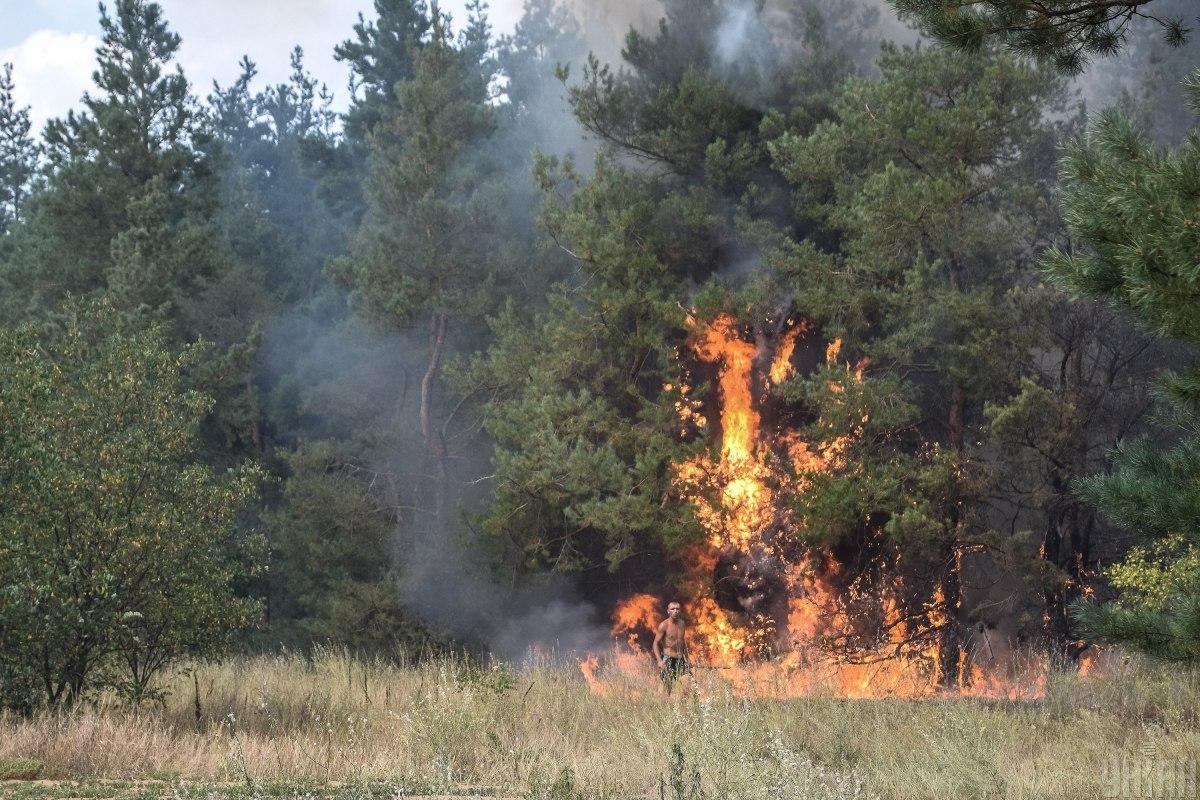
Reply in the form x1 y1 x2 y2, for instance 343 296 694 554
582 314 1057 700
612 593 660 651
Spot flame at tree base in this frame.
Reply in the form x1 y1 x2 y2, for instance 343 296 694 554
577 637 1053 701
585 581 1053 701
578 313 1068 701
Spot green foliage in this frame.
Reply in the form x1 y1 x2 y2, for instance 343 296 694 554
334 0 433 143
1044 88 1200 342
263 442 438 654
1 0 1183 677
5 0 219 318
770 43 1066 515
0 299 264 708
496 0 584 117
0 62 38 236
1105 533 1200 610
567 0 853 231
302 0 436 226
0 758 43 781
197 49 343 458
466 156 701 571
892 0 1187 73
770 44 1065 386
468 3 862 576
1074 593 1200 661
455 658 518 695
1047 70 1200 659
781 363 952 550
768 43 1068 672
1071 381 1200 657
330 6 523 569
335 17 501 328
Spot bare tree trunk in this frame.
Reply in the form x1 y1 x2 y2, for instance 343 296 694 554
420 311 449 523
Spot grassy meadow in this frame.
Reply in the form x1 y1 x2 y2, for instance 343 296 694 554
0 649 1197 800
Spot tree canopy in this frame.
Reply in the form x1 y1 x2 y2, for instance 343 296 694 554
892 0 1190 71
0 299 263 708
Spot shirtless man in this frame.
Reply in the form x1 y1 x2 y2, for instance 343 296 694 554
652 600 690 694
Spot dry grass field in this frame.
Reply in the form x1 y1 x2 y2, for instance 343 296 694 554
1 649 1197 799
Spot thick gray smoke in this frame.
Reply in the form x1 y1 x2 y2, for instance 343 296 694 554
717 3 757 61
258 306 614 662
715 1 776 67
566 0 663 62
400 534 612 661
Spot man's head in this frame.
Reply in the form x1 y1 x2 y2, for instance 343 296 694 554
667 601 681 620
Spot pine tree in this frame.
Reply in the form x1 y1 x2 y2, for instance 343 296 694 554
190 48 343 459
891 0 1189 72
463 154 701 572
333 8 505 532
335 0 433 144
204 47 422 650
0 62 40 327
769 43 1070 683
888 0 1200 661
468 1 856 577
495 0 583 118
300 0 434 228
567 0 852 215
4 0 219 320
0 63 38 237
1044 73 1200 659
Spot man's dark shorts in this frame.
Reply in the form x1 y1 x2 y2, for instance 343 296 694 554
661 655 691 683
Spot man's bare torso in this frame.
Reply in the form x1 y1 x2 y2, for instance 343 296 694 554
658 618 686 658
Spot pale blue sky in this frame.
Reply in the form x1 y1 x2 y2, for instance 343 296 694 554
0 0 526 130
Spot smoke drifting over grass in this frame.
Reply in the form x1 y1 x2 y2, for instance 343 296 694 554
401 538 611 660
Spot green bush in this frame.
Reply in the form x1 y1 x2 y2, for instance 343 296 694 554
0 757 44 780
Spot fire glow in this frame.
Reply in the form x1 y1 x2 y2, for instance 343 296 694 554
581 313 1050 700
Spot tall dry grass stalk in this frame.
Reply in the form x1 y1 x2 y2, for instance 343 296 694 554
1 648 1197 799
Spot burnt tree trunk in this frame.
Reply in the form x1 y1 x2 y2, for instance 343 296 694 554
938 384 967 688
1042 345 1093 664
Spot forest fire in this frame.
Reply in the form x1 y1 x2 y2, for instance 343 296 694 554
580 314 1049 700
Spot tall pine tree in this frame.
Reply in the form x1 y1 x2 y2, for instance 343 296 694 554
906 0 1200 661
469 0 858 585
4 0 219 322
0 63 37 237
333 5 508 536
1045 78 1200 660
